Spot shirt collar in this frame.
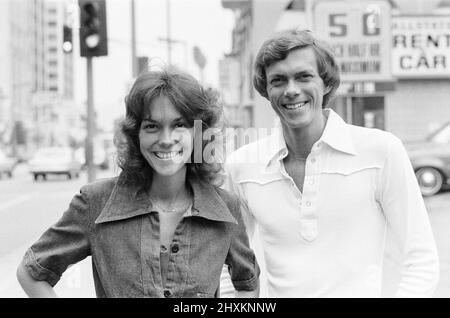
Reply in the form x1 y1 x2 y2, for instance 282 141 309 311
262 127 289 168
95 173 237 225
263 108 356 168
320 108 357 156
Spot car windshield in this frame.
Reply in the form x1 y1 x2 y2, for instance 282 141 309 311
427 123 450 144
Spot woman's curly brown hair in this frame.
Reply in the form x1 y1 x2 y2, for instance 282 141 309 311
114 67 224 192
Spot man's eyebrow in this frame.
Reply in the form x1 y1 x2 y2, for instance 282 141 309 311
267 73 285 79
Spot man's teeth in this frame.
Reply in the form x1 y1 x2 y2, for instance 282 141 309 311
154 151 182 159
284 102 307 110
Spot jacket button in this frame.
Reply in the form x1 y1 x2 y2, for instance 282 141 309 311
164 290 171 298
171 245 179 253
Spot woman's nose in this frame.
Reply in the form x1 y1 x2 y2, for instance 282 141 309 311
159 128 179 147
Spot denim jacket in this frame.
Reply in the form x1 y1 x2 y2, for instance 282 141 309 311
22 174 259 298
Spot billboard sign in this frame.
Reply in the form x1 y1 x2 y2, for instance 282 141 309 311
392 15 450 78
312 0 392 82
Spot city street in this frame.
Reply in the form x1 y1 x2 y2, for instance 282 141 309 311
0 164 449 298
0 164 119 298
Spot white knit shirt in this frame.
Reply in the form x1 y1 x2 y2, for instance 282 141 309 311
221 109 439 298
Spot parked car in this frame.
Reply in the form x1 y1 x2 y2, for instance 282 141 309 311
405 122 450 196
0 150 16 179
28 147 82 181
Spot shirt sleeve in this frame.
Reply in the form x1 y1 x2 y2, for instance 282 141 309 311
378 135 440 297
224 194 260 292
219 165 258 296
22 186 91 287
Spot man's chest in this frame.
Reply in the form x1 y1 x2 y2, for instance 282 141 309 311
283 159 306 193
236 160 384 240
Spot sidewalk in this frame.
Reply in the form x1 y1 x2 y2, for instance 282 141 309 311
0 241 96 298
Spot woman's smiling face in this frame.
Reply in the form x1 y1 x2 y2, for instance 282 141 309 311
139 95 194 178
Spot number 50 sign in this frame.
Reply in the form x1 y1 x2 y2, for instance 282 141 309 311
309 0 392 82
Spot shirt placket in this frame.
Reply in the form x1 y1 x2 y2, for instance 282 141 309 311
141 212 163 297
141 211 192 298
162 216 191 298
299 141 323 242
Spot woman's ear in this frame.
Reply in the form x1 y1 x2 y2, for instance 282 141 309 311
324 86 332 95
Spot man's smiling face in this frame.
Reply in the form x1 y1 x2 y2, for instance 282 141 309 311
266 47 330 131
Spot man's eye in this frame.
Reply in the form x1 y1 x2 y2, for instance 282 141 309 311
270 78 283 85
298 74 313 80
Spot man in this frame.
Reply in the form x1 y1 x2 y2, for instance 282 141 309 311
221 29 439 297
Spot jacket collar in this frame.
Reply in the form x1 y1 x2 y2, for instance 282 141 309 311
263 108 356 168
95 173 237 225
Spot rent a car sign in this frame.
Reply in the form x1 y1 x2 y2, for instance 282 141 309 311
392 15 450 78
312 0 392 82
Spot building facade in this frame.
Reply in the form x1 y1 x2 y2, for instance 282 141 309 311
0 0 78 157
220 0 450 142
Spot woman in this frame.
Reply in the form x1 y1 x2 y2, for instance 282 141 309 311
16 68 260 298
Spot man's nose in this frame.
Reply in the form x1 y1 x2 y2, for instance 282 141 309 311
284 80 300 98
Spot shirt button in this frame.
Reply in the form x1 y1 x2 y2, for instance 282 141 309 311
306 201 311 207
311 158 316 163
164 290 171 298
309 180 315 185
192 208 199 216
171 245 179 253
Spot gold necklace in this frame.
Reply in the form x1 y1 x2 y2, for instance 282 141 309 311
149 193 192 213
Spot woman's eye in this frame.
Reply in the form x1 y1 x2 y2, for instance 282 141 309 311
142 123 158 130
175 122 187 128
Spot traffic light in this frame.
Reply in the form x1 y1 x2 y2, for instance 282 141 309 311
63 25 73 53
78 0 108 57
193 46 206 69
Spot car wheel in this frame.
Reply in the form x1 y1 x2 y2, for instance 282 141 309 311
415 167 443 196
33 173 38 181
67 172 72 180
7 171 12 178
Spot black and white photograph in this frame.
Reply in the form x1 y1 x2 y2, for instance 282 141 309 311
0 0 449 301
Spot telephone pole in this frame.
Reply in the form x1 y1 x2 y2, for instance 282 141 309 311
166 0 172 65
131 0 138 77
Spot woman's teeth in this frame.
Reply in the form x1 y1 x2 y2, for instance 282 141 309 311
284 102 307 110
154 151 182 159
